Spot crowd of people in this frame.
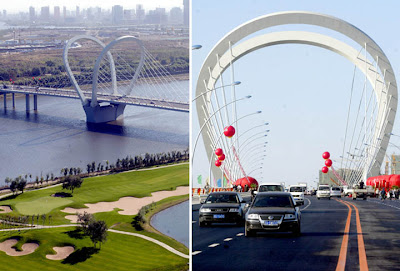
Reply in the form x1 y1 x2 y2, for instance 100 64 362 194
376 187 400 200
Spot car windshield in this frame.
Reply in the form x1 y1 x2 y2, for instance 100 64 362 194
206 194 238 203
259 185 283 192
253 195 293 208
331 187 340 191
290 187 302 192
319 186 330 191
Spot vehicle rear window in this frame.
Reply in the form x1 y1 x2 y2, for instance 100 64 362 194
253 195 293 208
290 187 302 192
319 186 330 191
331 187 340 191
259 185 283 192
206 194 238 203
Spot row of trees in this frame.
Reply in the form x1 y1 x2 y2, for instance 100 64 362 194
5 176 27 194
1 213 53 229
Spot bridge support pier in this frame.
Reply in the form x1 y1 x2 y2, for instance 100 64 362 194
25 94 30 112
12 93 15 108
83 103 126 123
3 93 6 109
33 95 38 111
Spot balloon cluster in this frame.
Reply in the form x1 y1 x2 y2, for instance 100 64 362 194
224 126 235 138
214 148 226 167
321 152 332 174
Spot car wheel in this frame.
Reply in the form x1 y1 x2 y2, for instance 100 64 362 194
293 223 301 236
353 198 356 200
317 197 320 200
328 197 331 200
245 224 254 237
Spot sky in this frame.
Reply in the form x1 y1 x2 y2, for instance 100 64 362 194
2 0 183 13
191 0 400 188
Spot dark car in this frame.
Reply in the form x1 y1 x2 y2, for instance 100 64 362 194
245 192 301 236
199 192 246 227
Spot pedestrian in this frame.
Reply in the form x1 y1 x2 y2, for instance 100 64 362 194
387 190 391 200
395 189 399 200
238 184 242 192
380 188 386 201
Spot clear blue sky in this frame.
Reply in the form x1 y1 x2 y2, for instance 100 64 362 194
191 0 400 188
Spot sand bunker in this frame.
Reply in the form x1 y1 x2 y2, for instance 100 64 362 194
0 239 39 256
0 206 12 213
62 186 188 223
46 246 74 260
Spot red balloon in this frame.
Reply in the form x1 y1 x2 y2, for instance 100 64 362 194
322 152 330 159
218 154 225 161
224 126 235 138
9 78 12 81
325 159 332 167
322 166 329 174
215 148 223 156
215 160 222 167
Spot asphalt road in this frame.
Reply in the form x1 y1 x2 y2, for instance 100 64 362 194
192 195 400 270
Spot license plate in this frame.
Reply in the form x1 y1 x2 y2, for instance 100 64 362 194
213 214 225 219
264 221 278 226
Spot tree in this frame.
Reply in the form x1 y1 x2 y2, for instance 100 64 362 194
17 179 27 193
87 220 108 248
62 175 83 194
9 180 18 194
77 211 94 233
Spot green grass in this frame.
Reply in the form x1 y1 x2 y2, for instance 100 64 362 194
15 197 72 215
0 164 189 225
0 228 188 271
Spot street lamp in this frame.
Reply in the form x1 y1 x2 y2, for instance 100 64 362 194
192 45 202 50
192 81 241 102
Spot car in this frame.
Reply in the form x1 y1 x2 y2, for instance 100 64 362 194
289 185 305 205
330 187 342 198
244 192 301 237
198 192 246 227
317 184 331 200
255 182 285 194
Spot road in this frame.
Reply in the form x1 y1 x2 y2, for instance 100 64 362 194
192 195 400 270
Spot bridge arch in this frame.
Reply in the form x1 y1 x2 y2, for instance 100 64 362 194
91 36 146 108
196 11 397 181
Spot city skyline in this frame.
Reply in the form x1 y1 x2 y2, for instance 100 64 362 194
1 0 183 14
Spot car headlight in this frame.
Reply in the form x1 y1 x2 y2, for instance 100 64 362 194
284 214 295 220
200 208 211 213
247 213 259 220
229 208 239 212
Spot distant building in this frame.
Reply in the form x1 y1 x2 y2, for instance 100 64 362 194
391 154 400 174
147 8 167 24
41 6 50 21
183 0 189 26
63 6 67 19
54 6 61 21
136 4 145 21
76 6 80 18
29 6 35 21
2 10 6 18
170 7 183 24
112 5 124 24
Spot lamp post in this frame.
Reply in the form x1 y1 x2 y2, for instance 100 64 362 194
192 81 241 102
192 45 202 50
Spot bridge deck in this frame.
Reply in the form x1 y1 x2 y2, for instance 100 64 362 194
0 86 189 112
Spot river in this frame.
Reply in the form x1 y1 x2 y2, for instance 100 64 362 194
150 200 189 247
0 81 188 185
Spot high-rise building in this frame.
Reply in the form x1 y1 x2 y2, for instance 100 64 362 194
136 4 145 21
391 155 400 174
29 6 35 21
63 6 67 19
76 6 80 18
2 10 6 18
54 6 61 21
112 5 124 24
170 7 183 24
41 6 50 21
183 0 189 26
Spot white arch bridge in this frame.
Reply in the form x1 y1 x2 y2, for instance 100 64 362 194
1 35 188 123
194 11 397 187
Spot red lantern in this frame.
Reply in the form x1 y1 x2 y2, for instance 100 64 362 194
32 77 35 80
322 166 329 174
218 154 225 161
215 160 222 167
9 78 12 81
322 151 330 160
224 126 235 138
325 159 332 167
215 148 223 156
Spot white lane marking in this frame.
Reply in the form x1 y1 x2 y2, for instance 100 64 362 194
192 221 196 223
236 233 244 236
192 251 202 255
301 197 312 211
224 238 233 242
208 243 220 248
368 199 400 210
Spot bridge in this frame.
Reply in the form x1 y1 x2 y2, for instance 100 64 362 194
0 35 188 123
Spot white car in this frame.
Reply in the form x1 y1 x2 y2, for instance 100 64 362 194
316 185 331 200
289 185 305 205
330 187 342 198
256 183 285 194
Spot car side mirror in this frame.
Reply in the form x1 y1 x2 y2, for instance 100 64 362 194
295 202 301 207
245 203 250 209
200 200 205 204
241 199 246 203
